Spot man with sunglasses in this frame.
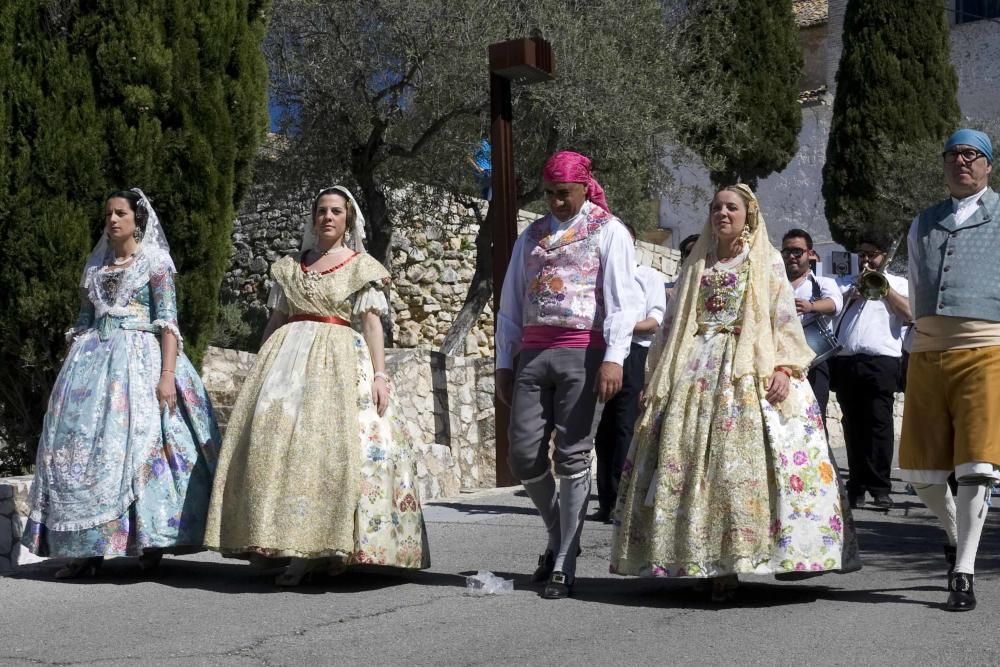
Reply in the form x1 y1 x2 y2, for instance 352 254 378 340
900 129 998 611
781 229 842 423
833 236 910 513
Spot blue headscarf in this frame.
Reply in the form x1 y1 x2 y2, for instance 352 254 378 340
944 129 993 164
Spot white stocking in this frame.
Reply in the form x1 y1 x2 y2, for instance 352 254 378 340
912 483 958 546
954 483 990 575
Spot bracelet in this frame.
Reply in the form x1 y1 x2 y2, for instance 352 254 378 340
775 367 793 378
161 369 175 375
373 371 391 383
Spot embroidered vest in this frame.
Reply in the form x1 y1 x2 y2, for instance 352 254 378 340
522 205 612 331
912 188 1000 322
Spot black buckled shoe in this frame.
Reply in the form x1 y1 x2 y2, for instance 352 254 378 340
531 550 555 584
542 571 574 599
847 491 864 509
944 544 957 575
946 572 976 612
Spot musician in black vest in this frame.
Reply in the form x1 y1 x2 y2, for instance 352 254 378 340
782 229 842 424
834 236 911 510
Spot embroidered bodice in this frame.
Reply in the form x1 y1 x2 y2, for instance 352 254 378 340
71 247 182 344
696 261 750 334
269 253 390 321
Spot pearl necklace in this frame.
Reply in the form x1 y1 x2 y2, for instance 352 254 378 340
110 252 136 267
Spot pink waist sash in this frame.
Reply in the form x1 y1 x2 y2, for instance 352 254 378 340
522 325 606 350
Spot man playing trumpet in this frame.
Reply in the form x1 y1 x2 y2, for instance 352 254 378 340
833 235 911 511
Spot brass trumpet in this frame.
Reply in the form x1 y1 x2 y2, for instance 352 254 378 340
854 237 901 301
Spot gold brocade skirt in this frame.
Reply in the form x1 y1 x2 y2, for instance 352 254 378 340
204 320 429 568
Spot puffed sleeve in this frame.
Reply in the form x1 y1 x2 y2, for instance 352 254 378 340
267 280 289 314
149 259 184 351
352 283 389 317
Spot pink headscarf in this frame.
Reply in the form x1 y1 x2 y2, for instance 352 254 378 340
541 150 610 214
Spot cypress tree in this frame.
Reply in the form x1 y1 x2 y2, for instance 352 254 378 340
823 0 959 250
0 1 270 472
675 0 803 189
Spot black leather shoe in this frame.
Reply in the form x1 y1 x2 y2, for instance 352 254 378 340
531 550 555 584
871 493 894 510
946 572 976 611
847 491 864 509
944 544 957 575
588 508 611 523
541 571 573 599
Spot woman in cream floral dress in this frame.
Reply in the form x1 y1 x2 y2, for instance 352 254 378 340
204 186 429 585
610 185 859 601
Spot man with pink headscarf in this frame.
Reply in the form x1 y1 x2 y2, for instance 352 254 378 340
496 150 639 599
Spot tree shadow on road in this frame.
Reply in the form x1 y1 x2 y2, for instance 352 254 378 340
9 557 471 595
568 577 941 610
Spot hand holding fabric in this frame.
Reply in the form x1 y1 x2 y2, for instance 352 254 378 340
372 376 390 417
765 371 790 404
157 375 177 415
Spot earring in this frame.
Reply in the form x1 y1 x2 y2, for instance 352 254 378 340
134 228 143 242
739 224 752 246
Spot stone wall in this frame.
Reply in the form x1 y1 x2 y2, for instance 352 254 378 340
0 476 44 574
222 185 541 357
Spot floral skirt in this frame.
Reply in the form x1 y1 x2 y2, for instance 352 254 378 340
204 321 429 568
610 330 859 577
22 329 219 558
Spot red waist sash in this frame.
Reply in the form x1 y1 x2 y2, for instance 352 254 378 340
287 314 350 327
522 325 606 350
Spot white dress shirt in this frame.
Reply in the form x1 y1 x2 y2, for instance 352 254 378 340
791 271 843 327
495 201 639 370
632 265 667 348
835 273 909 357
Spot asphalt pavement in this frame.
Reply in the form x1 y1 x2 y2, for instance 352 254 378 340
2 448 999 666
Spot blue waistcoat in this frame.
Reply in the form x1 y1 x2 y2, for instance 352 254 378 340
911 188 1000 322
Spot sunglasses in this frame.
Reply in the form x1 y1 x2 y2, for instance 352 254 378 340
780 248 808 258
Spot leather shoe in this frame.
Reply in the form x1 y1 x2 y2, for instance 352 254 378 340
588 508 611 523
531 550 555 584
871 493 894 510
542 571 573 599
946 572 976 611
847 491 864 509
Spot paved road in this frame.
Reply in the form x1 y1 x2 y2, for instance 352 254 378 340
2 451 999 666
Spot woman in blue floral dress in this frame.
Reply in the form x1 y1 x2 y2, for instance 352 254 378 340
610 185 860 601
21 189 220 578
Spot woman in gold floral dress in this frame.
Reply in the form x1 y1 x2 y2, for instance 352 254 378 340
204 186 429 585
610 185 859 601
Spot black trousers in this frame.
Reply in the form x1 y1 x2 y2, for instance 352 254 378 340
808 360 830 428
833 354 899 496
594 343 648 513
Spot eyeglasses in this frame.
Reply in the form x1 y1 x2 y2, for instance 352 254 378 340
780 247 807 258
943 149 986 164
856 250 884 259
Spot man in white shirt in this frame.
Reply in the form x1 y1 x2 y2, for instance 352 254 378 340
495 150 638 599
781 228 843 423
833 235 911 511
592 224 666 523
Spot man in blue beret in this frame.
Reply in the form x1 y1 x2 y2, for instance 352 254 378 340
900 128 997 611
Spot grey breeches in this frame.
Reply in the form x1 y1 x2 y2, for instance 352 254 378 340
508 347 605 480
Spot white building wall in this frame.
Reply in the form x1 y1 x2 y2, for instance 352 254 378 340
658 4 1000 278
